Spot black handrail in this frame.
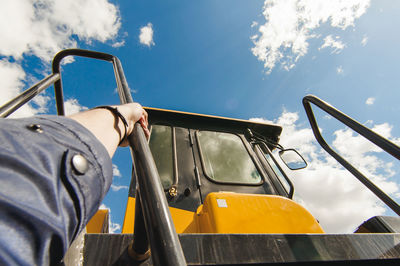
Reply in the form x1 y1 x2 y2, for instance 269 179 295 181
0 73 60 118
1 49 186 265
303 95 400 216
52 49 186 266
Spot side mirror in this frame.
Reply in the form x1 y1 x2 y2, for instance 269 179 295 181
279 149 307 170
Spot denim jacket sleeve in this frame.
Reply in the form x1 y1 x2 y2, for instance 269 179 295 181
0 115 113 265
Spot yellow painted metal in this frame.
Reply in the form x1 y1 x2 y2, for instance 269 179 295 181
122 197 136 234
196 192 324 234
86 209 109 233
122 196 197 234
169 206 198 233
122 193 324 234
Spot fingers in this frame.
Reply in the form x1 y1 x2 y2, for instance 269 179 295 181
117 103 150 146
141 109 149 129
139 116 150 140
138 108 150 139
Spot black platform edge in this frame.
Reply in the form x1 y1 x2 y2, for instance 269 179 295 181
83 233 400 265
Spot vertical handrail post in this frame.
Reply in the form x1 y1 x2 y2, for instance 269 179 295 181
51 49 186 265
112 56 186 266
128 190 150 261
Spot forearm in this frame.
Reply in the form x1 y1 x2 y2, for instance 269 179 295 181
0 103 149 265
68 107 127 157
68 103 149 158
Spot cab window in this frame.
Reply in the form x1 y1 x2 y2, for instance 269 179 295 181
148 125 174 189
197 131 262 184
263 152 291 193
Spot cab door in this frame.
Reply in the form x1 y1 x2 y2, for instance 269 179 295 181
149 125 201 212
149 126 280 210
190 129 277 202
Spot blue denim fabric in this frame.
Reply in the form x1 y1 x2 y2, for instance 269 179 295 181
0 116 112 265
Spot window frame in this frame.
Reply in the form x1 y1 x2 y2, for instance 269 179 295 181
255 142 294 198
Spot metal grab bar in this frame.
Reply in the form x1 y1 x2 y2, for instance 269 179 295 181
303 95 400 216
0 73 60 118
1 49 186 265
52 49 186 266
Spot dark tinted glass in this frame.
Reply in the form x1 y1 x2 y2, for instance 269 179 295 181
263 152 290 193
149 125 173 189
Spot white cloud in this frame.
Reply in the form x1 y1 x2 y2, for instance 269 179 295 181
0 0 121 117
112 164 122 177
0 0 121 61
336 65 344 74
251 110 399 233
251 21 258 28
32 94 51 114
0 59 30 117
0 59 50 118
112 40 125 48
366 97 375 105
361 35 368 46
139 23 155 47
319 35 345 54
110 163 128 192
99 204 121 233
251 0 370 74
63 98 88 115
108 220 121 233
249 117 274 124
110 184 129 192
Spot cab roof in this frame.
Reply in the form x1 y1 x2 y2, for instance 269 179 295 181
144 107 282 145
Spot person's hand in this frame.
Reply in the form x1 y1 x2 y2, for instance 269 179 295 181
115 103 150 146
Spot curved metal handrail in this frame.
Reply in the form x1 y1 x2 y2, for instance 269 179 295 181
52 49 127 115
1 49 186 265
303 95 400 216
52 49 186 266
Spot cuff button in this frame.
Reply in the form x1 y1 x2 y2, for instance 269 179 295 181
72 154 89 175
27 124 43 133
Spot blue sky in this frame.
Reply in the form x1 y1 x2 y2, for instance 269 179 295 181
1 0 400 233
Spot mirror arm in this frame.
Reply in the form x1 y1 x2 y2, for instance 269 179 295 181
246 128 284 151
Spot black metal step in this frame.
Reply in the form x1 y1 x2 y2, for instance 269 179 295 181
82 233 400 265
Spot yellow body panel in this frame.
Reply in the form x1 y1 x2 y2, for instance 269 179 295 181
196 192 324 234
122 197 136 234
169 206 198 233
86 209 109 233
122 193 324 234
122 196 197 234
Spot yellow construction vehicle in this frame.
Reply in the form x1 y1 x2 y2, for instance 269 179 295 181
2 49 400 265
